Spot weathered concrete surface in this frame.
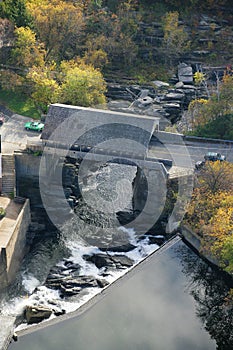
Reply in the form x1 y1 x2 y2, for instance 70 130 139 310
0 316 16 350
181 225 219 266
0 197 31 289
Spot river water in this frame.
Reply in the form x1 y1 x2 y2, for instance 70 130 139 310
0 163 159 331
1 162 233 349
8 238 233 350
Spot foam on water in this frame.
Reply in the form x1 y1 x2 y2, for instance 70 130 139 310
0 163 163 332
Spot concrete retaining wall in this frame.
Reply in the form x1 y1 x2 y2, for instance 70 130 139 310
180 225 219 266
0 199 31 289
15 152 41 178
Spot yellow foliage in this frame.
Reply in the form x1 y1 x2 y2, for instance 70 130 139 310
185 161 233 271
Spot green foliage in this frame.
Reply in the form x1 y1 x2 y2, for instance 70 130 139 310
0 207 6 219
0 89 40 119
11 26 45 69
187 74 233 137
59 61 106 107
190 114 233 140
161 11 190 65
27 63 60 113
0 0 32 27
185 161 233 273
221 236 233 273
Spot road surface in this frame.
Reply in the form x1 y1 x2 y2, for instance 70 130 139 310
0 114 42 153
0 113 232 168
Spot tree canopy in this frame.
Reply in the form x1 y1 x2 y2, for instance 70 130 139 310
185 161 233 273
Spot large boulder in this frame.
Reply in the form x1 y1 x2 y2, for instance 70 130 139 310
25 305 52 324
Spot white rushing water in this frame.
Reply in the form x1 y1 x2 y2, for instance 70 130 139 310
0 163 163 332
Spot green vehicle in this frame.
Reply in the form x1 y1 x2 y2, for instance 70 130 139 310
24 121 44 132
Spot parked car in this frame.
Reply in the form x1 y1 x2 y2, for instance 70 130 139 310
24 121 44 132
204 152 226 161
195 152 226 170
0 113 5 125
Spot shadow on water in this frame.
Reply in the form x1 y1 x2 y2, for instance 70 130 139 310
174 243 233 350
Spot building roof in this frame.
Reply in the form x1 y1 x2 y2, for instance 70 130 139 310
41 104 160 158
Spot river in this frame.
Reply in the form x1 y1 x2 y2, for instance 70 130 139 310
8 238 233 350
1 162 233 349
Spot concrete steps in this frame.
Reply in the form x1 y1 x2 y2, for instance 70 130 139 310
2 154 15 196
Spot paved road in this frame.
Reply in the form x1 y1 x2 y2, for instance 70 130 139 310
0 114 41 153
1 113 232 167
148 140 233 168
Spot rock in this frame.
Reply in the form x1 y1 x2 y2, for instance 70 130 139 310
175 81 184 89
147 235 165 245
84 253 115 269
25 305 53 324
164 92 185 101
110 255 134 268
135 96 153 107
12 333 18 342
152 80 170 88
60 285 82 296
63 261 81 271
100 243 136 253
96 279 109 288
84 253 134 269
53 309 66 316
178 62 193 84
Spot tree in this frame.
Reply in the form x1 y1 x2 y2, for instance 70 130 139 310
83 1 140 69
0 70 25 92
184 161 233 272
161 11 190 66
11 26 45 69
59 60 106 107
221 236 233 273
0 0 32 27
26 63 60 113
187 70 233 135
198 161 233 194
192 113 233 140
26 0 84 61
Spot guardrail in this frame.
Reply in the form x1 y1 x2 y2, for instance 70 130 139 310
153 131 233 145
155 131 233 146
183 135 233 145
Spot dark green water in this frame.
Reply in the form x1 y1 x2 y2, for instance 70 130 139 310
9 238 231 350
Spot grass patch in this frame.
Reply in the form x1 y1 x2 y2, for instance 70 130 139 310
0 90 40 119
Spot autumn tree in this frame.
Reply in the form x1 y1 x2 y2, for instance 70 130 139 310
26 63 60 113
184 161 233 272
59 60 106 107
187 70 233 138
161 11 190 66
11 26 45 69
83 1 140 69
198 161 233 194
0 70 25 92
26 0 84 61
